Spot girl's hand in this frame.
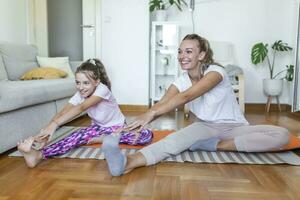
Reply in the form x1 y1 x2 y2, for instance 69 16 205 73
34 122 58 144
126 111 155 131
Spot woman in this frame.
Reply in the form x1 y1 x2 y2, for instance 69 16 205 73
102 34 290 176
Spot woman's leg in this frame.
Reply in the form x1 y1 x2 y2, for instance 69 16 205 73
139 122 222 166
217 125 290 152
103 122 220 176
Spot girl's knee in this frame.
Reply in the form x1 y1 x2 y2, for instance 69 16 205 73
133 129 153 145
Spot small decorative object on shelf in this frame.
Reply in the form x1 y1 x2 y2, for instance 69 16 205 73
150 21 179 105
161 56 170 75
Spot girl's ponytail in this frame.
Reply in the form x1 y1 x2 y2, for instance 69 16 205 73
94 59 111 90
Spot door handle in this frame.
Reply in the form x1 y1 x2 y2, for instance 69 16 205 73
80 24 95 28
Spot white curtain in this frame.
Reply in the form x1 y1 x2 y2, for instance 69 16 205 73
293 1 300 112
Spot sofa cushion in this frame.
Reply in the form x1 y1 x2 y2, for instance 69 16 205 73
0 78 76 113
0 43 39 80
37 56 74 77
0 55 8 80
20 67 68 80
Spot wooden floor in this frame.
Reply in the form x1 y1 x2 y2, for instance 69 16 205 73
1 110 300 200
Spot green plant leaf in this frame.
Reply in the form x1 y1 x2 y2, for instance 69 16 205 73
149 4 155 12
285 64 294 81
169 0 187 11
149 0 164 12
272 40 293 51
251 43 268 65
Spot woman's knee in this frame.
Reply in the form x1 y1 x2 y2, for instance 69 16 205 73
272 127 290 147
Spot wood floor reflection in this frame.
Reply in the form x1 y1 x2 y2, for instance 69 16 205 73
0 110 299 200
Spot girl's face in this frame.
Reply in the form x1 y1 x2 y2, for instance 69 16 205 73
177 39 206 71
75 72 99 98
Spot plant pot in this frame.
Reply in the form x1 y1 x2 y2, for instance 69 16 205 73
263 79 283 96
155 10 167 21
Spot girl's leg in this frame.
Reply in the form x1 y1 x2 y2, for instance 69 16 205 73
217 125 290 152
119 128 153 145
42 124 107 158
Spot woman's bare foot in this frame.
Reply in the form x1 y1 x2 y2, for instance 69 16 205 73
18 138 43 168
124 152 147 174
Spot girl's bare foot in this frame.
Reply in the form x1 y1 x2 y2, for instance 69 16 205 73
17 137 34 153
18 138 43 168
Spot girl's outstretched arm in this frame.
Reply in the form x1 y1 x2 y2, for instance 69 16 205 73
35 95 103 142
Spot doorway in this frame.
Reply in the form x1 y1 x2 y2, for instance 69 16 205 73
47 0 83 61
28 0 101 61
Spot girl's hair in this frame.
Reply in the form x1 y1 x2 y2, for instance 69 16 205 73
76 58 111 90
183 34 223 71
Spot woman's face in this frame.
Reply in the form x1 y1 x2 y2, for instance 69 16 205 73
75 72 99 98
177 39 205 71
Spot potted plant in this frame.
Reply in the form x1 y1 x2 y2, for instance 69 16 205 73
149 0 188 21
251 40 294 96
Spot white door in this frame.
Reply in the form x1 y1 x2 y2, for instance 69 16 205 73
81 0 101 60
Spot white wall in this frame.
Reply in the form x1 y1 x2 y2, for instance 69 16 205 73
101 0 150 105
165 0 298 104
1 0 298 105
0 0 28 43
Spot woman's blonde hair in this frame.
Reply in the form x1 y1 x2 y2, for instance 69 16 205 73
76 59 111 90
183 34 223 71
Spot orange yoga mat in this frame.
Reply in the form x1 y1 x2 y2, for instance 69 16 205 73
83 130 175 149
282 134 300 151
83 130 300 151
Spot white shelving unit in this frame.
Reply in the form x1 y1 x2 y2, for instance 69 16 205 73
150 21 179 105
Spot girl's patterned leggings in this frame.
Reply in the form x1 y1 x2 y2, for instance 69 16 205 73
42 124 153 159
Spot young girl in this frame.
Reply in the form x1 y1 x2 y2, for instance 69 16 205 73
17 59 153 168
102 34 290 176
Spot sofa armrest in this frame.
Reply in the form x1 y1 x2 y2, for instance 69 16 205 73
70 61 83 73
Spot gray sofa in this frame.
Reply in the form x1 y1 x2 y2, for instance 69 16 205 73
0 43 81 153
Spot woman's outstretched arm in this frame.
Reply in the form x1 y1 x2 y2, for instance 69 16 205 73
127 71 223 131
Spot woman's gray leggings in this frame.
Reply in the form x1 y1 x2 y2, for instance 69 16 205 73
139 122 289 166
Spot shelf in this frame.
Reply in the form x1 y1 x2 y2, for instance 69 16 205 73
155 48 176 54
150 22 179 105
155 73 176 76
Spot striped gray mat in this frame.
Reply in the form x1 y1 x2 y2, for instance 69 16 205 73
10 126 300 165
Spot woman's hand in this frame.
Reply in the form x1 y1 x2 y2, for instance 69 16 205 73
34 122 58 146
126 111 156 131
